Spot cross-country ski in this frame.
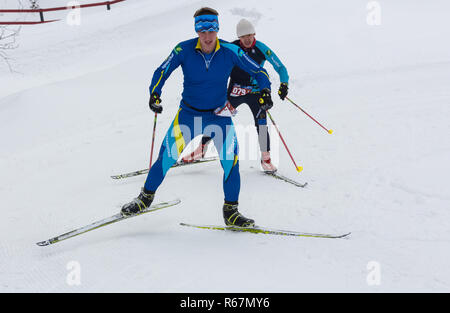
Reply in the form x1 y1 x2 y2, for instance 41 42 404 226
111 157 219 180
264 171 308 188
180 223 350 239
37 200 181 246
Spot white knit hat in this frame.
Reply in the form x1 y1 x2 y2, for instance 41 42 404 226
236 19 256 37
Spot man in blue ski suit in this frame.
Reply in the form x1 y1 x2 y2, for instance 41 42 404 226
183 19 289 173
120 8 273 227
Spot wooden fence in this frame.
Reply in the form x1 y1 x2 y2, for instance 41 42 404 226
0 0 126 25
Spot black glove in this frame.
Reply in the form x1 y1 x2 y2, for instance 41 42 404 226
149 92 162 114
258 88 273 111
278 83 288 100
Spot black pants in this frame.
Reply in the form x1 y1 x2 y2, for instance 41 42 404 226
202 93 270 152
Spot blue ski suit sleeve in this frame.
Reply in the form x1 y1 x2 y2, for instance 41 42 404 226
221 41 271 91
149 44 183 96
255 41 289 84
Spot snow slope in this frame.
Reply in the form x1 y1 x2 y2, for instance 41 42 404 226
1 0 450 292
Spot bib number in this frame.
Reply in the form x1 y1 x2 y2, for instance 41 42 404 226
230 85 252 97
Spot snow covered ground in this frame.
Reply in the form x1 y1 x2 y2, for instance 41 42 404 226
1 0 449 292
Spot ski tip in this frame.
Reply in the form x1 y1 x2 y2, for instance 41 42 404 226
174 199 182 205
36 241 50 247
338 232 352 239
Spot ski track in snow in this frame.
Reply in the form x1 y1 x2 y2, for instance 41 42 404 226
1 0 450 292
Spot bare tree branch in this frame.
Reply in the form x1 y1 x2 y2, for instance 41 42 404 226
0 0 24 72
0 25 21 72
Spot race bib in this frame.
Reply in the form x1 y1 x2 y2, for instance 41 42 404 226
230 85 253 97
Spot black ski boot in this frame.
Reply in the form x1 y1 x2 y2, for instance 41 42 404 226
223 202 255 227
121 188 155 216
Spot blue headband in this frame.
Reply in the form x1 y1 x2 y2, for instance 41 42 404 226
195 14 219 32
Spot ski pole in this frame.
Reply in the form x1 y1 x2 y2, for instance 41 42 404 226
266 111 303 173
149 112 158 169
285 96 333 134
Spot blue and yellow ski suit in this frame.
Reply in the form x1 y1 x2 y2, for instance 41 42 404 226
144 38 271 202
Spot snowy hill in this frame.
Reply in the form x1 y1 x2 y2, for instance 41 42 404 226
1 0 450 292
